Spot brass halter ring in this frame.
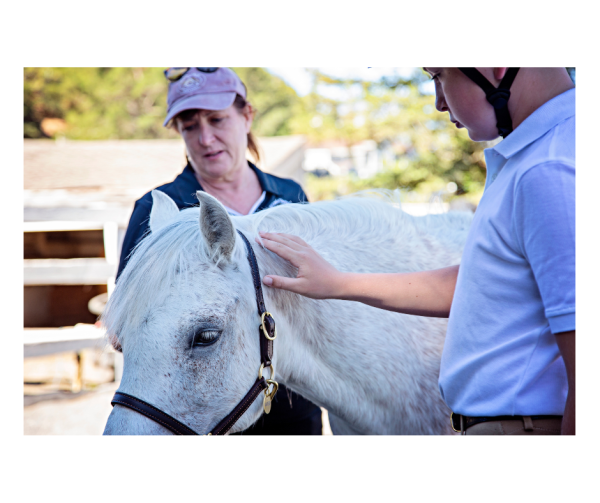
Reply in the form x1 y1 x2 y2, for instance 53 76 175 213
258 362 275 381
261 312 277 341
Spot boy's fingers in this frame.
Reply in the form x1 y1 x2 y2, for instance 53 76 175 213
259 232 308 250
263 234 303 251
281 234 309 247
259 233 303 252
260 237 300 264
263 275 302 293
265 232 307 245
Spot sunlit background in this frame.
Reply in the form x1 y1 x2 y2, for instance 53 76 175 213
23 67 575 434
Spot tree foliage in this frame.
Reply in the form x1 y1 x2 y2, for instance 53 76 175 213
26 67 573 198
24 67 303 140
24 68 177 140
297 68 491 198
231 67 302 137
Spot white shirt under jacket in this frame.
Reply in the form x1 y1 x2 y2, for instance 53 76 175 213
438 88 575 417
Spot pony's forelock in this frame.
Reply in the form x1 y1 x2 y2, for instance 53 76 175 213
103 208 210 344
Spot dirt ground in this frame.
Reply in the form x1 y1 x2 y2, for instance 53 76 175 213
24 385 332 435
24 349 332 435
24 382 119 435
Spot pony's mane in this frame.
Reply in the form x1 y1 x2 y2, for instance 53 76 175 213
102 190 472 344
248 190 470 251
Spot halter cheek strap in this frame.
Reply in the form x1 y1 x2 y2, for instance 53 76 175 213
110 230 278 436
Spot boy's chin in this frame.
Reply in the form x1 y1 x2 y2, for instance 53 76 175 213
466 127 500 142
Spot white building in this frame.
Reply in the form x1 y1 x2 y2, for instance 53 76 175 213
303 139 383 178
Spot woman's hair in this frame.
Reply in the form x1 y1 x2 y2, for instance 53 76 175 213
171 94 261 164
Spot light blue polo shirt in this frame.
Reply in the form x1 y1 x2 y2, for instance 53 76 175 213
438 88 575 417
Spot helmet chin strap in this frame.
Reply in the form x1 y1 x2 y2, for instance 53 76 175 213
458 68 520 138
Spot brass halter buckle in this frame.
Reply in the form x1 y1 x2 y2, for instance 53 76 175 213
258 363 278 414
261 312 277 341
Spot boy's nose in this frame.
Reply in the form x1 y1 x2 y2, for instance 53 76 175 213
435 92 448 113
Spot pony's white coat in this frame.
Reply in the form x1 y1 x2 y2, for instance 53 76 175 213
103 191 472 435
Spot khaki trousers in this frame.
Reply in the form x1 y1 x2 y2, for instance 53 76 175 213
464 416 562 435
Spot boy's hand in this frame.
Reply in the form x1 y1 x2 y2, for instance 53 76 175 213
257 232 458 318
256 231 343 299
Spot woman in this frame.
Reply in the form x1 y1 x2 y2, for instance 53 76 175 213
116 67 322 435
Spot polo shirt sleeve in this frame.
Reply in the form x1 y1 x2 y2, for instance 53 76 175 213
513 161 575 333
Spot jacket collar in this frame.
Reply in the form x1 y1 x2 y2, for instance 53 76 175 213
492 88 575 159
183 161 283 197
248 161 280 195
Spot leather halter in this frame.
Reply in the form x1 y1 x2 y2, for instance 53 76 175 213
110 230 278 435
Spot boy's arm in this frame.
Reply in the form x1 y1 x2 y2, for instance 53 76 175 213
336 267 459 317
555 330 575 435
514 163 575 434
258 232 458 318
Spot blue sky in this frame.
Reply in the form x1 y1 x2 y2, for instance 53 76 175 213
267 67 434 99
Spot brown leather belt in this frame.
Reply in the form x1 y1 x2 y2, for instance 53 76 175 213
451 412 563 433
110 230 278 435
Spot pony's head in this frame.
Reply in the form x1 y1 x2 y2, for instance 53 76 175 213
102 190 266 435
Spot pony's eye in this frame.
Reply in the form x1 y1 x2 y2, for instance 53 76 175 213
192 330 221 347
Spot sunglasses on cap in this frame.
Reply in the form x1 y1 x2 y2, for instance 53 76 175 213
164 67 220 82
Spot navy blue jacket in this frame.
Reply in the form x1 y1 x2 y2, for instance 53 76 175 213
116 162 321 433
117 162 308 279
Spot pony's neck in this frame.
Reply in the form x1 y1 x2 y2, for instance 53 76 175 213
242 201 455 434
253 236 390 431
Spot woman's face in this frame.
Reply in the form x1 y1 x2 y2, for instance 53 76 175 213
177 104 253 181
424 67 499 141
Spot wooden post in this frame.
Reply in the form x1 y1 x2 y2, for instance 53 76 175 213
72 351 83 393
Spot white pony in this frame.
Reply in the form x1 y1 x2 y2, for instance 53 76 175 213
103 190 472 435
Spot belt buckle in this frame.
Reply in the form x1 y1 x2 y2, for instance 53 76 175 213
450 412 462 433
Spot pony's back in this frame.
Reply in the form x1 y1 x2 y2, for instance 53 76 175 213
245 195 472 275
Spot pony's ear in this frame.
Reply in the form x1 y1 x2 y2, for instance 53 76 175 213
196 191 236 263
149 190 180 233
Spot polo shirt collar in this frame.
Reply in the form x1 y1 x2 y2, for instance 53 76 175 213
492 88 575 160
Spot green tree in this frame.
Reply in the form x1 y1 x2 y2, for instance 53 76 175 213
24 67 304 140
24 68 178 140
291 68 490 199
294 67 575 200
232 67 303 137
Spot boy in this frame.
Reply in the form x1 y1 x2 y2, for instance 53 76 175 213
258 68 575 435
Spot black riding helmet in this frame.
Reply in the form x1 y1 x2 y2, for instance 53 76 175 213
458 68 520 138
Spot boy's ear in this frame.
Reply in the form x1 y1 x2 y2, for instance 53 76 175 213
494 68 508 81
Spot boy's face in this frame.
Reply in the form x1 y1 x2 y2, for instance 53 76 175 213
424 68 500 141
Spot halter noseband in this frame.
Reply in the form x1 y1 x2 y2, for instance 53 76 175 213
110 230 278 435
